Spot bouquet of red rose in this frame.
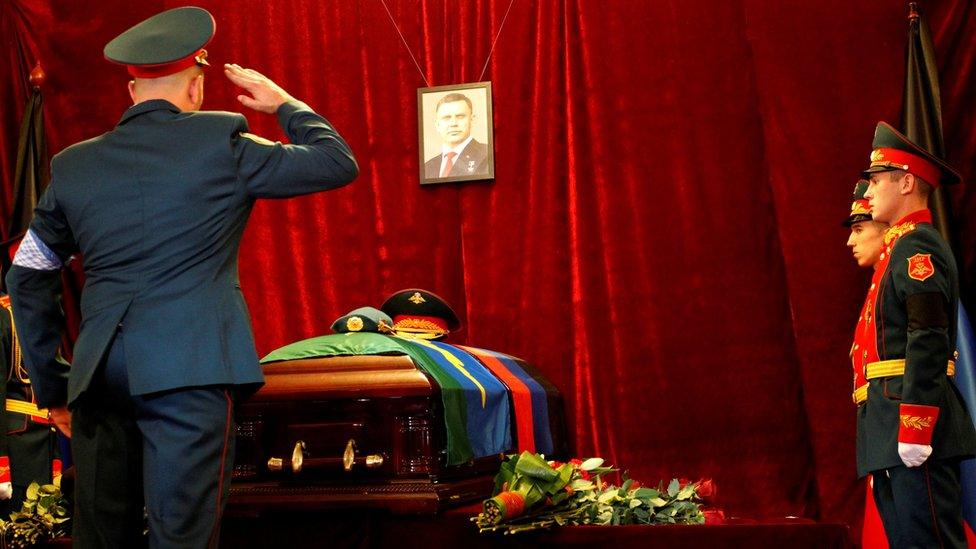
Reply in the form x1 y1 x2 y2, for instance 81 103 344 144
474 452 715 534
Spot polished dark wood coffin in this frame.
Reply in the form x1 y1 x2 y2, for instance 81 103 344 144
228 354 510 514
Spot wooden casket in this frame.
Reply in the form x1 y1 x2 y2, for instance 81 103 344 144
228 334 567 515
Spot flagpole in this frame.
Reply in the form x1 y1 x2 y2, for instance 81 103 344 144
901 2 955 248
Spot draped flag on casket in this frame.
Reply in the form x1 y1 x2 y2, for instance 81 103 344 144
457 345 555 456
393 337 512 463
260 332 564 466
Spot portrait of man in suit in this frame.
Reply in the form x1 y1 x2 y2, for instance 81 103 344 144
419 83 494 184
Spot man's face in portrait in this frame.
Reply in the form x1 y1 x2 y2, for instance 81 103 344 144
435 99 473 148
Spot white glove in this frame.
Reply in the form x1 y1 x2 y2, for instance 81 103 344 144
898 442 933 467
0 482 12 500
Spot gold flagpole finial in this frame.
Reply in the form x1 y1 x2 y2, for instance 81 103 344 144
908 2 920 21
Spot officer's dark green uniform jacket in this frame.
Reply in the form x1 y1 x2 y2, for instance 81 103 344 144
856 212 976 476
5 100 358 408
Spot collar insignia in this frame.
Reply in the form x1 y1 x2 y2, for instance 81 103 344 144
883 221 917 246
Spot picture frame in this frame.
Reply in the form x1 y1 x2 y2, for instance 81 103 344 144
417 81 495 185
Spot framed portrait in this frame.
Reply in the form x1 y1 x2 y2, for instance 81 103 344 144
417 81 495 185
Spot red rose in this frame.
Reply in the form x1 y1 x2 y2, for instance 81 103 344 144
569 458 583 467
696 478 717 503
550 460 564 469
702 508 726 524
630 480 641 490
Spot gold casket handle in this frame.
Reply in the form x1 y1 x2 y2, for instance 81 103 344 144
291 440 306 473
343 439 384 472
266 440 307 473
343 439 356 471
268 439 383 474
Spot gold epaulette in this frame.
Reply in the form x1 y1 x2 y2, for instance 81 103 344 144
5 399 49 420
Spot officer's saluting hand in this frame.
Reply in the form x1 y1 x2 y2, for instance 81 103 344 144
224 63 296 113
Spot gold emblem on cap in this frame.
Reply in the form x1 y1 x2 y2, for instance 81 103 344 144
850 201 870 216
870 149 884 163
194 49 210 67
408 292 426 305
346 316 364 332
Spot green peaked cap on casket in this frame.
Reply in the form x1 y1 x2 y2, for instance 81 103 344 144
843 179 872 227
331 306 393 334
104 6 215 78
381 288 461 340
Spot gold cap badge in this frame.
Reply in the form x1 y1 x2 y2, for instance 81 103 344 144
408 292 426 305
346 316 364 332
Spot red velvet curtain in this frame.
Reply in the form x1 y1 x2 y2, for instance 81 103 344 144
2 0 976 530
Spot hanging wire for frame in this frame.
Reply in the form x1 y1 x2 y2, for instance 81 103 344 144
379 0 431 87
478 0 518 82
379 0 520 86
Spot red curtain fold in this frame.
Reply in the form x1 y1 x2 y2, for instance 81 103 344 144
2 0 975 529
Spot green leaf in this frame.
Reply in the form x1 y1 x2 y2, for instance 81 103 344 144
598 490 618 504
621 479 633 493
677 484 696 501
580 458 604 471
635 487 660 500
648 497 667 508
514 452 560 482
629 498 643 509
25 484 39 501
571 479 595 491
667 478 680 497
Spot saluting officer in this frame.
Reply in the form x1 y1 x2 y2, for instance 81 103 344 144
857 122 975 548
5 7 358 548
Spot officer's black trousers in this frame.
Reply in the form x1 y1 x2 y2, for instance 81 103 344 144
872 459 967 549
70 331 236 549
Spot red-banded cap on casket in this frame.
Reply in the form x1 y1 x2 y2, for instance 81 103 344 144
381 289 461 340
229 332 568 514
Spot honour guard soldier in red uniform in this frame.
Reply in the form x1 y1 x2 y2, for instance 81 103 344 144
857 122 976 548
0 238 62 516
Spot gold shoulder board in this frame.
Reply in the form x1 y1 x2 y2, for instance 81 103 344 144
240 132 276 146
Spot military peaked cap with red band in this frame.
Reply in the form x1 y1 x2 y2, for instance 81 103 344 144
104 6 215 78
381 288 461 340
843 179 872 227
862 122 962 188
